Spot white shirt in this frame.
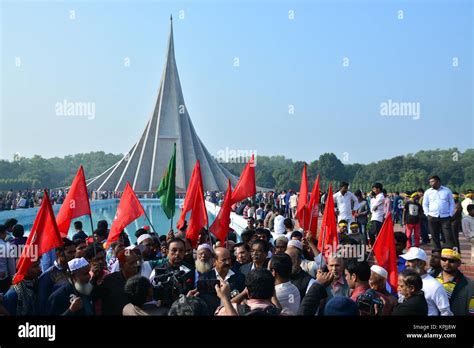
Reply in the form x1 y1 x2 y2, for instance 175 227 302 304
290 195 298 208
423 186 455 218
370 193 385 222
301 254 323 278
274 215 286 234
462 215 474 240
421 273 453 316
333 191 359 222
279 194 286 205
0 239 16 279
275 281 301 315
215 268 234 282
461 198 474 217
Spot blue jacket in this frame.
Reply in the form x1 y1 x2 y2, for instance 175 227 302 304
40 249 55 272
47 282 94 316
37 264 69 315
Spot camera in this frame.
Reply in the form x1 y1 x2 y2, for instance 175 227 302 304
151 265 191 307
356 289 384 315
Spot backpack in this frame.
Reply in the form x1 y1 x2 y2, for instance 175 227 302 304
236 303 282 316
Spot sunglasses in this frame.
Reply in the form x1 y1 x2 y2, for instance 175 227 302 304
440 257 458 263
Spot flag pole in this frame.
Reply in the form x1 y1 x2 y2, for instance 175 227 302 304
89 214 95 236
143 209 158 234
302 205 306 234
319 224 327 270
88 213 97 256
307 204 314 238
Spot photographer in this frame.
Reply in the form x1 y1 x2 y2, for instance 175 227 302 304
150 238 194 308
368 265 397 315
345 259 385 316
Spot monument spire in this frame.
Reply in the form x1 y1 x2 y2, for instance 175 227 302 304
87 18 237 192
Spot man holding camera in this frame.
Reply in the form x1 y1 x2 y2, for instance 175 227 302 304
150 238 194 308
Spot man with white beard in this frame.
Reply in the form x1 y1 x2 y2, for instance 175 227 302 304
47 258 95 315
194 244 214 287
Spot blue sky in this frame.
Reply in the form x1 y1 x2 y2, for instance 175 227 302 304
1 0 472 164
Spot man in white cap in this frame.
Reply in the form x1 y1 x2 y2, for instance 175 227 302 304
136 234 154 261
401 247 453 316
194 244 213 287
287 239 320 278
369 265 397 315
274 235 288 254
47 257 94 315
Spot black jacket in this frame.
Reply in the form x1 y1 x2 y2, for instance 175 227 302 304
446 271 474 315
297 282 328 316
392 292 428 316
198 269 246 313
91 271 128 316
291 269 313 300
239 261 269 278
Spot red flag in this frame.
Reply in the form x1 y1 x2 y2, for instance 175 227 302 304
177 160 202 230
230 154 256 204
210 179 232 244
372 213 398 291
317 183 338 256
182 161 208 247
106 182 145 248
307 174 320 239
13 191 63 284
186 183 208 247
296 163 308 230
56 165 92 237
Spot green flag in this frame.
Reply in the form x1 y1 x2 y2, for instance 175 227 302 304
157 143 176 219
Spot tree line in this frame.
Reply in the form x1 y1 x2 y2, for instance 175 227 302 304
0 148 472 193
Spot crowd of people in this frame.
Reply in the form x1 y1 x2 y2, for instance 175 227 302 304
228 178 474 254
0 189 66 210
0 175 473 316
0 189 183 211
